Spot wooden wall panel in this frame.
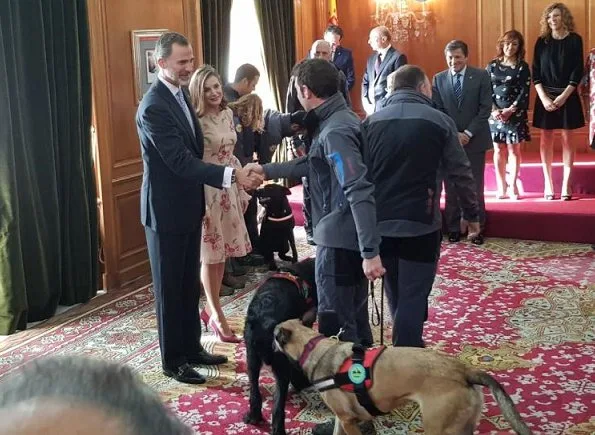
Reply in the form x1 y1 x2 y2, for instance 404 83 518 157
89 0 201 290
295 0 593 151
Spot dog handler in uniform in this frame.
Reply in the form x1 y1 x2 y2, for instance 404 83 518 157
361 65 480 348
246 58 385 346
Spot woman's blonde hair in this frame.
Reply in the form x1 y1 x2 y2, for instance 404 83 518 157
188 65 227 117
228 93 264 132
539 2 575 40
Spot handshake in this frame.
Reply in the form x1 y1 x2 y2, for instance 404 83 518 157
235 163 266 190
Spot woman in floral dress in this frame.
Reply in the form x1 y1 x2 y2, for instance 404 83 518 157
189 65 251 343
487 30 531 200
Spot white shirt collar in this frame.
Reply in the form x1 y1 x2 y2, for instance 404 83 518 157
377 45 391 59
158 73 181 96
450 66 467 78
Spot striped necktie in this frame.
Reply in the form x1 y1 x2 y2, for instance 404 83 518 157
176 90 195 134
453 73 462 106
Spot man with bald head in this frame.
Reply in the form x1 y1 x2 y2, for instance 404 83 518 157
362 26 407 114
286 40 350 112
0 356 192 435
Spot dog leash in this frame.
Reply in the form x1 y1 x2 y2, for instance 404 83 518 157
368 277 385 346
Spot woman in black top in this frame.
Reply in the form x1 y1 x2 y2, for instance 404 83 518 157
488 30 531 199
533 2 585 200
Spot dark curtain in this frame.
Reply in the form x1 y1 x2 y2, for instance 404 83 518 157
254 0 295 112
254 0 296 167
201 0 232 82
0 0 98 335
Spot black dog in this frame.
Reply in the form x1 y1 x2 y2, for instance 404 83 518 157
255 184 298 270
243 258 317 435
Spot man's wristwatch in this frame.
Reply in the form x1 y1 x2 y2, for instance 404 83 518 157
231 169 237 184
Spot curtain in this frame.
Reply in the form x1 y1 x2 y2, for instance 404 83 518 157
201 0 233 82
0 0 98 335
254 0 296 168
254 0 295 112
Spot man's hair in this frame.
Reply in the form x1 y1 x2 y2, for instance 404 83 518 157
0 356 192 435
154 32 189 61
324 25 343 39
388 65 427 92
444 39 469 57
373 26 392 42
234 63 260 83
292 58 339 99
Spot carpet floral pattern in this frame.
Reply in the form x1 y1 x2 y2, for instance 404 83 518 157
0 229 593 434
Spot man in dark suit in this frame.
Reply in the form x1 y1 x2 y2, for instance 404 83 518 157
323 25 355 91
136 32 262 384
432 39 492 245
362 26 407 114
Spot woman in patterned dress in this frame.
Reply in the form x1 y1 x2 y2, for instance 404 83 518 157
188 65 251 343
532 2 585 200
487 30 531 200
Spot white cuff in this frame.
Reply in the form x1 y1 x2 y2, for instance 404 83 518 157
464 129 473 138
222 167 234 188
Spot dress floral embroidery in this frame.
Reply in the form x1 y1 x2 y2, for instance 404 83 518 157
581 48 595 148
199 108 251 264
487 60 531 144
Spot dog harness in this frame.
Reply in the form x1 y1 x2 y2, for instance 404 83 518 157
307 341 387 416
268 272 313 306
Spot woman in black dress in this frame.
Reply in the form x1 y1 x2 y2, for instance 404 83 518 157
488 30 531 199
533 2 585 200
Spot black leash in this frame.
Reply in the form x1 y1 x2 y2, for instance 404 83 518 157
368 277 385 346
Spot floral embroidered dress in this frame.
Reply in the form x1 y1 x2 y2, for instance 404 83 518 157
487 60 531 144
199 108 251 264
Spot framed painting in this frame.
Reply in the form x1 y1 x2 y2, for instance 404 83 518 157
131 29 167 103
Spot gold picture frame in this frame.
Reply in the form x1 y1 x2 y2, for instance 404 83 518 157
131 29 168 104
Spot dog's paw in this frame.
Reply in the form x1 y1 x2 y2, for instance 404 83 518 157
243 412 264 425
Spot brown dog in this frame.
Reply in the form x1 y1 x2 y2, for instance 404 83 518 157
274 319 532 435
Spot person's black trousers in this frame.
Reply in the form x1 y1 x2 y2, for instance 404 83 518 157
380 230 442 347
144 227 203 369
244 194 259 252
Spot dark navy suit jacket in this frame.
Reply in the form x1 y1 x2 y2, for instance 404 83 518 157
332 45 355 91
136 80 225 234
362 46 407 112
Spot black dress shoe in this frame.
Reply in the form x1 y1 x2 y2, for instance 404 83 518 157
162 363 206 384
187 350 228 366
448 232 461 243
470 234 484 245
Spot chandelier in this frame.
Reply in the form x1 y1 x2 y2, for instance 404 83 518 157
373 0 436 43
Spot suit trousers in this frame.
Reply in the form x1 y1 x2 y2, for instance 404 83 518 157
145 227 203 369
244 194 259 252
316 246 372 346
444 150 486 232
380 230 442 347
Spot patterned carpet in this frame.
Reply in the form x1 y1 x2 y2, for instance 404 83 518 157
0 228 594 434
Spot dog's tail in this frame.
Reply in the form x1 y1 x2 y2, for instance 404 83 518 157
466 370 532 435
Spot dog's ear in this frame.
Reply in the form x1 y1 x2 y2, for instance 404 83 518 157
284 186 292 196
275 326 292 349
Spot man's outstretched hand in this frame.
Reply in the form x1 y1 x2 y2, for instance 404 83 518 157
236 166 264 190
244 163 265 177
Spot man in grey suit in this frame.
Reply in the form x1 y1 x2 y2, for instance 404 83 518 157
362 26 407 114
432 40 492 245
